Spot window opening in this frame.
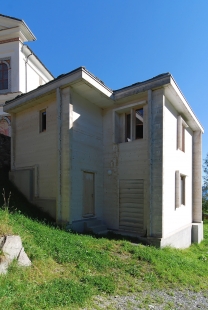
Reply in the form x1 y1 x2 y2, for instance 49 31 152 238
180 175 185 205
135 108 143 139
126 113 131 141
0 63 8 90
182 125 185 152
40 110 46 132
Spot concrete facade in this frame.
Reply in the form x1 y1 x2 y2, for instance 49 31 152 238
4 67 204 248
0 14 54 137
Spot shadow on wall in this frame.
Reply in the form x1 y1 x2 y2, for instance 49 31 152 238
0 169 55 224
0 133 10 170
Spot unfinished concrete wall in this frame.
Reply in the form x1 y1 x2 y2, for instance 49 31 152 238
148 89 164 238
69 90 104 223
10 94 57 218
103 96 148 233
163 97 193 239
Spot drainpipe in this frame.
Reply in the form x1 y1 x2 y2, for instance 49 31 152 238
56 87 62 222
25 52 33 93
148 90 153 236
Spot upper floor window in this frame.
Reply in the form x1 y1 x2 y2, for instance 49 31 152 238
0 62 8 90
40 109 46 132
177 115 188 152
113 101 146 143
125 108 143 141
0 59 10 93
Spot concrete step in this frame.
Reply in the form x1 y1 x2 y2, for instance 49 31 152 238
96 230 108 236
88 225 107 234
84 219 108 235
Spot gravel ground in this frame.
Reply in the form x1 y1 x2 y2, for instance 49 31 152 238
86 289 208 309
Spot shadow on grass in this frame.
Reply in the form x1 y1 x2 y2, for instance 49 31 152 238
0 168 55 224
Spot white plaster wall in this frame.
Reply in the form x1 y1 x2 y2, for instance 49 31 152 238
70 90 104 222
103 98 148 231
19 47 51 93
0 41 20 92
14 97 57 199
163 97 193 237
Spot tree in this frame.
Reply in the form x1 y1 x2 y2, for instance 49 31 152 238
203 153 208 214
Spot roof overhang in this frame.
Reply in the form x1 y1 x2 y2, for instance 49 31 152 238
0 14 36 42
3 67 113 113
164 77 204 133
3 66 204 133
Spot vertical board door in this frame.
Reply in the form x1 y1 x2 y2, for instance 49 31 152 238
119 179 144 233
83 172 95 217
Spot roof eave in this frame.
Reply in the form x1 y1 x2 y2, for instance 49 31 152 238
113 74 171 101
3 67 113 113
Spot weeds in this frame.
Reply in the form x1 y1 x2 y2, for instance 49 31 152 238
1 188 11 212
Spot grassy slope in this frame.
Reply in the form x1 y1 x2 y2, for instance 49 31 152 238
0 170 208 309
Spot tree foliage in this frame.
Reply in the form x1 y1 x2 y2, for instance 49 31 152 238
203 153 208 214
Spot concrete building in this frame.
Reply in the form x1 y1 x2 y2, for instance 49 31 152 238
3 67 204 248
0 14 53 136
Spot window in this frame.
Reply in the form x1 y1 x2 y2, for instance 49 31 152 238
113 100 146 143
40 109 46 132
175 171 186 208
135 108 143 139
125 108 144 142
0 60 10 91
180 175 185 205
177 115 188 152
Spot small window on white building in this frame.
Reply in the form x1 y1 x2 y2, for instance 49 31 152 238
180 175 185 205
177 115 188 152
40 109 46 132
0 59 10 93
175 170 186 208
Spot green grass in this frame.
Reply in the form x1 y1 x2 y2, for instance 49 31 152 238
0 169 208 309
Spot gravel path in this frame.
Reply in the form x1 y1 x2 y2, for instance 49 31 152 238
87 289 208 309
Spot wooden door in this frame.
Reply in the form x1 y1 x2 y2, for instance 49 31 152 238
83 172 94 217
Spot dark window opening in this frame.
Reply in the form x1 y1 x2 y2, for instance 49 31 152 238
126 113 131 141
180 175 185 205
40 110 46 132
182 125 185 152
0 63 8 90
135 108 143 139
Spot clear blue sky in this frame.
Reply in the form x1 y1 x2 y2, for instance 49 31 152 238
2 0 208 162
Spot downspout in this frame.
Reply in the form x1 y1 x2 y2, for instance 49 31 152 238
56 87 62 222
25 52 33 93
148 90 153 236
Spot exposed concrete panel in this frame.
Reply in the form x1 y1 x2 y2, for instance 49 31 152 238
192 222 203 243
148 224 192 248
149 89 164 238
192 130 202 223
9 169 33 200
57 86 71 223
70 90 104 223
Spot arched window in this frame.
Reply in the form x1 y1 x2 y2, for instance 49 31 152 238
0 62 8 90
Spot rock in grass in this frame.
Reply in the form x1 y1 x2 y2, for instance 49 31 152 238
0 235 31 274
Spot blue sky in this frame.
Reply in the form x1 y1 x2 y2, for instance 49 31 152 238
2 0 208 162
